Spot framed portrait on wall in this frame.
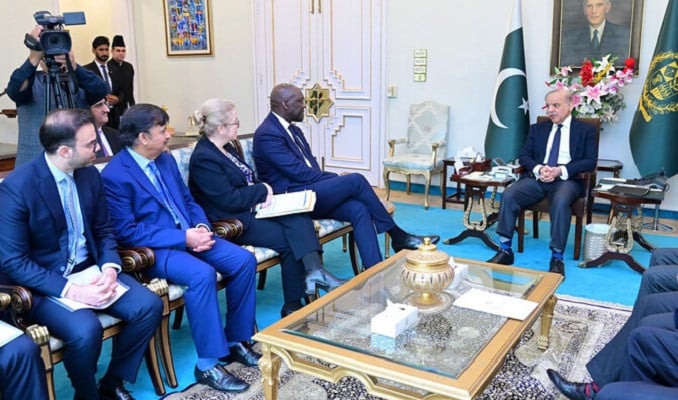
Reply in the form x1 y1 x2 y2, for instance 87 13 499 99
550 0 644 70
163 0 213 56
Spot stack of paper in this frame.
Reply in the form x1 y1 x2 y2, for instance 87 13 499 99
255 190 316 219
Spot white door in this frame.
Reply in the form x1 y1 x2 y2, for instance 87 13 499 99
253 0 384 185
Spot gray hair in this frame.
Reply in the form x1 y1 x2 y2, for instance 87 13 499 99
194 98 237 137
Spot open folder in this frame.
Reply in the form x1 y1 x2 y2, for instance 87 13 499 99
255 190 316 219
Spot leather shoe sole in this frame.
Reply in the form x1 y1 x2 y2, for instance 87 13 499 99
194 364 249 393
487 249 514 265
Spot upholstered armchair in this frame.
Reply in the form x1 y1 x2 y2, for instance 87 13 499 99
383 101 449 209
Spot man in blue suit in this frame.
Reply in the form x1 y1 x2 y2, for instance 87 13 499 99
0 333 49 400
548 249 678 399
488 88 598 275
0 108 163 400
100 104 259 394
253 84 439 269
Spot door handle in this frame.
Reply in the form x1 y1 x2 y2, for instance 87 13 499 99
310 0 314 14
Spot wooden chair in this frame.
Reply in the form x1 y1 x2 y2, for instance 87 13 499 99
0 247 171 400
516 117 600 260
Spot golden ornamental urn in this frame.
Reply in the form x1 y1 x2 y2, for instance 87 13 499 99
400 238 455 313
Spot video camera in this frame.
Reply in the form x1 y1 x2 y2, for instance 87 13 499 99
26 10 86 56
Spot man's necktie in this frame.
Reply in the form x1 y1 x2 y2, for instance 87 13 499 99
96 129 111 157
547 124 563 167
592 29 600 48
100 64 112 90
148 161 190 229
289 124 313 168
60 176 81 275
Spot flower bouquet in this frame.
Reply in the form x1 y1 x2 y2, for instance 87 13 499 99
547 55 634 125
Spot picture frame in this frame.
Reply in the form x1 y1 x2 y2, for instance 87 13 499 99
550 0 644 71
163 0 213 56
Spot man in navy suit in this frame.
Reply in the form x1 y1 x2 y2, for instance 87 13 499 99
488 88 598 275
560 0 631 66
253 84 439 269
0 333 48 400
100 104 259 394
0 109 163 400
547 249 678 399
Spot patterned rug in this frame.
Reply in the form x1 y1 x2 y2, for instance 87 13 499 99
162 296 630 400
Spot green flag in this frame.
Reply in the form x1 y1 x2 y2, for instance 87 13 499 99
484 0 530 162
629 0 678 177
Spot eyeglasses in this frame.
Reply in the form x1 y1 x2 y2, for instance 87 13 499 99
94 100 112 109
223 119 240 127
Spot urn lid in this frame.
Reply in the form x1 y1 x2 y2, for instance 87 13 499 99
405 238 450 268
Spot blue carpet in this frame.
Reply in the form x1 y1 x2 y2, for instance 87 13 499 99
53 201 675 399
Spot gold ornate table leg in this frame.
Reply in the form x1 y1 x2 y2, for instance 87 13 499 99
538 295 557 350
259 343 282 400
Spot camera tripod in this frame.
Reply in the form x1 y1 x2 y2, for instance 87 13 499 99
42 55 79 114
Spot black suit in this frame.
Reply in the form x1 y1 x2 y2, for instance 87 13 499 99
561 20 630 66
96 126 123 158
188 137 317 303
495 117 598 252
107 60 135 129
83 61 121 130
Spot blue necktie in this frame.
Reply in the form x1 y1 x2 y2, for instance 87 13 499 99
289 124 315 169
547 124 563 167
148 161 190 229
60 176 81 275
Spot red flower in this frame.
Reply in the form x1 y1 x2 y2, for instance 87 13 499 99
580 59 594 86
624 57 635 73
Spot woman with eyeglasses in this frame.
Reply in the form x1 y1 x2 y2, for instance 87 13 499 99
188 98 345 318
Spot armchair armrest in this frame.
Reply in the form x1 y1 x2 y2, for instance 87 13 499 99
430 141 447 165
386 138 408 157
212 218 244 239
118 246 155 274
0 284 36 331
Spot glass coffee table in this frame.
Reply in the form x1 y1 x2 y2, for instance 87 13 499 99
254 251 562 399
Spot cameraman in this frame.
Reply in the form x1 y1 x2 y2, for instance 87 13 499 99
7 25 108 166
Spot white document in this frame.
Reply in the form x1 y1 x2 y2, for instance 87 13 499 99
51 266 129 311
0 320 23 348
453 288 538 320
255 190 316 219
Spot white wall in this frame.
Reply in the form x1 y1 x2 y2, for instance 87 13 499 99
0 0 674 210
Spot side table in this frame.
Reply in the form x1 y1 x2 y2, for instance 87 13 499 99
441 158 466 208
597 159 623 178
443 174 514 250
581 188 664 273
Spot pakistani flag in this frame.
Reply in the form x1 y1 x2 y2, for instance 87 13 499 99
484 0 530 162
629 0 678 178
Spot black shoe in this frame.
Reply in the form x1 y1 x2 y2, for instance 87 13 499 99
194 364 249 393
549 258 565 276
97 380 135 400
391 234 440 252
547 369 598 400
305 268 347 295
220 342 261 367
487 249 514 265
280 302 304 318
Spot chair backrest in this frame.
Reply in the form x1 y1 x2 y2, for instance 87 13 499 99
536 116 601 149
406 101 449 154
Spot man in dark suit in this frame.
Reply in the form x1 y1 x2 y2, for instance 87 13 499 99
83 36 121 130
107 35 135 130
560 0 631 66
0 333 49 400
101 104 259 394
0 108 163 400
87 85 122 158
253 84 439 269
547 248 678 399
488 88 598 275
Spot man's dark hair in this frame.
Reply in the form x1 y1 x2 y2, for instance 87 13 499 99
118 104 170 147
92 36 109 49
39 109 95 154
